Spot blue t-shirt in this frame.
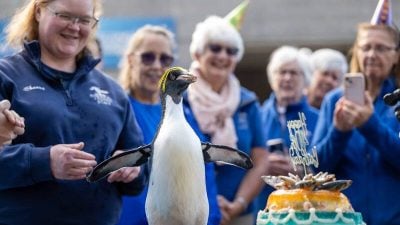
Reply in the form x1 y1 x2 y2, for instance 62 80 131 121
256 94 318 212
117 96 221 225
260 94 319 149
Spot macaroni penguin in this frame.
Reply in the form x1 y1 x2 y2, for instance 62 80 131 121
87 67 253 225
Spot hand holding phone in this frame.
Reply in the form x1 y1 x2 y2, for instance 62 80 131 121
344 73 365 105
267 138 285 155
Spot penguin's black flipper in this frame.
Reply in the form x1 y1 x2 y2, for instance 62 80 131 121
201 142 253 170
86 144 152 182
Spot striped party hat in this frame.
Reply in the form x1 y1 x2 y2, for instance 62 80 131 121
370 0 393 25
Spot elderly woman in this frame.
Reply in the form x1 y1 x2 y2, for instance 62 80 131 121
256 46 319 211
311 22 400 225
307 48 348 109
117 25 221 225
184 15 268 225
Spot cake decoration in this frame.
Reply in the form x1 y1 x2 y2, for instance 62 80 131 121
257 112 365 225
287 112 318 175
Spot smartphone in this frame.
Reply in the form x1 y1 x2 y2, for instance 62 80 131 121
267 138 285 154
344 73 365 105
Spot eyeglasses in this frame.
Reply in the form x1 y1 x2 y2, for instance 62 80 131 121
137 52 174 67
358 44 397 54
277 69 302 77
46 7 99 29
207 44 239 56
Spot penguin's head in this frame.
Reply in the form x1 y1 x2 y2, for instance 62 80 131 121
159 67 197 102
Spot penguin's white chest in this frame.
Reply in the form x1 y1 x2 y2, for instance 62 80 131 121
146 96 208 225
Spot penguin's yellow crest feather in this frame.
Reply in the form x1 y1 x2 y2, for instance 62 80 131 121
159 66 185 92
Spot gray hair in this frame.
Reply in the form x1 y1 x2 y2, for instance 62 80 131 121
310 48 348 75
189 15 244 61
267 46 312 85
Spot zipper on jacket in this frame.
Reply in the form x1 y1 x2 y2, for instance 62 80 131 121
58 79 73 106
64 89 73 106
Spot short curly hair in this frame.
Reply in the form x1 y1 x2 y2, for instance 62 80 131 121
189 15 244 62
267 46 312 86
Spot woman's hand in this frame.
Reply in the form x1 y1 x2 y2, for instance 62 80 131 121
353 92 374 127
264 152 293 176
0 100 25 146
217 195 244 225
334 92 373 131
106 150 141 183
50 142 97 180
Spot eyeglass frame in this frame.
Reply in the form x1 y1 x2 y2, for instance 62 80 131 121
357 44 398 54
134 51 175 67
207 43 239 56
46 6 99 29
276 68 303 78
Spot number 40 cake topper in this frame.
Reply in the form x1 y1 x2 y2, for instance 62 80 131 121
287 112 319 176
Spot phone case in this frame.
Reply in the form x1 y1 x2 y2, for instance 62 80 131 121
266 138 285 154
344 73 365 105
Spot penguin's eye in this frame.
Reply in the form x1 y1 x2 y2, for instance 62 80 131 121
169 74 176 80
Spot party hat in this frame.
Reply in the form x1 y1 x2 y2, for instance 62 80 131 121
370 0 393 25
224 0 250 30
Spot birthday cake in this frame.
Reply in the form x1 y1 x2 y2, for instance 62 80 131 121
256 172 365 225
257 113 365 225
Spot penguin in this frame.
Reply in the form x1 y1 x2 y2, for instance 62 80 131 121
87 67 253 225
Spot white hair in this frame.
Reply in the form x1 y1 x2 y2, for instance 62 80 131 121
189 15 244 61
310 48 348 75
267 45 312 85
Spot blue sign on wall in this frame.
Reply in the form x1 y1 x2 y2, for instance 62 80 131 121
0 17 176 70
97 17 176 70
0 19 15 58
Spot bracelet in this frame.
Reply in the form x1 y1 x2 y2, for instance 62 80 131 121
235 196 248 210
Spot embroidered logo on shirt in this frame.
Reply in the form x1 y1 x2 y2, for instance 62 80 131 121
23 85 45 92
89 86 112 105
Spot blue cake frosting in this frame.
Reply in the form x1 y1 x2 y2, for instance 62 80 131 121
257 208 365 225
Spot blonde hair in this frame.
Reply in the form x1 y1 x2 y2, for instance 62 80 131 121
349 23 400 86
118 25 176 91
5 0 102 49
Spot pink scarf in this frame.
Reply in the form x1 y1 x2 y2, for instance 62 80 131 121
188 63 241 148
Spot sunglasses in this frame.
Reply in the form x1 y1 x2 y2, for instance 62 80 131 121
208 44 239 56
138 52 174 67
